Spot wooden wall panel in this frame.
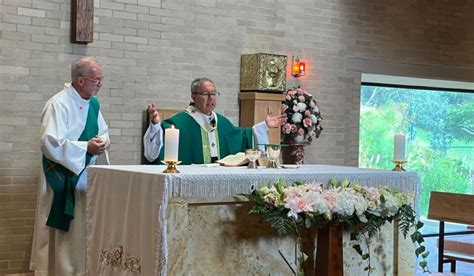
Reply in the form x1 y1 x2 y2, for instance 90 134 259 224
71 0 94 43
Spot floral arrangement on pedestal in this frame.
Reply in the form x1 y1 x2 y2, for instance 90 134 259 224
238 179 429 275
281 87 323 143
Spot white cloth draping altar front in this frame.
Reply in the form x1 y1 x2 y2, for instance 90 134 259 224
86 165 420 276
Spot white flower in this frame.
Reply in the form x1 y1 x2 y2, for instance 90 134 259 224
310 192 329 214
291 112 303 123
335 191 355 216
312 106 319 113
307 182 323 192
310 114 318 124
297 102 307 112
379 190 401 217
264 193 281 207
351 191 368 216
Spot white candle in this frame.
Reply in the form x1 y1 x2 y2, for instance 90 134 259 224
164 125 179 161
394 133 406 161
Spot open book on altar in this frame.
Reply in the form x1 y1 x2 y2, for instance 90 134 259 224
216 152 249 166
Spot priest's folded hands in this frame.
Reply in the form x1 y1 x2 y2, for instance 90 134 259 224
143 77 286 165
87 136 107 155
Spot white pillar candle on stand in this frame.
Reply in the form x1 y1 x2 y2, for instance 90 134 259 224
164 125 179 161
393 133 406 161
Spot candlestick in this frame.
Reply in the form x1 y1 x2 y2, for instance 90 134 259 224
392 160 407 171
164 125 179 162
393 133 406 162
161 160 181 173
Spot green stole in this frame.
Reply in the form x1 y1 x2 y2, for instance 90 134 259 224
42 97 99 232
153 112 253 165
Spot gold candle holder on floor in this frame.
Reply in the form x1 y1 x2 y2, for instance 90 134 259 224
161 160 181 173
392 160 406 171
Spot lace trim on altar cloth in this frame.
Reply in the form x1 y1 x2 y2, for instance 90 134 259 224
156 179 169 276
165 166 420 200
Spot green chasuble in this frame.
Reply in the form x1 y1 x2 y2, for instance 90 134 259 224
152 112 253 165
42 97 99 231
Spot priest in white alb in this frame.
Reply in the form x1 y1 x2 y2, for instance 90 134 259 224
30 57 110 276
143 77 286 165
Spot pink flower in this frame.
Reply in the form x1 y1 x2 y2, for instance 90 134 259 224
282 123 292 134
324 191 339 213
309 100 316 108
286 95 292 101
298 95 305 102
285 196 313 219
284 186 303 197
297 128 305 136
304 110 311 117
303 118 312 127
296 88 305 95
292 105 299 112
364 187 381 203
287 90 296 96
290 124 297 133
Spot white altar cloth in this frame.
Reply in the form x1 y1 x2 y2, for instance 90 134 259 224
86 165 420 275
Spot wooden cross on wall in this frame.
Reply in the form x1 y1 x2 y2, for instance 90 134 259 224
71 0 94 44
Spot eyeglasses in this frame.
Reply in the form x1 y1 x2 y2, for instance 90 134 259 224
82 76 104 85
193 91 220 98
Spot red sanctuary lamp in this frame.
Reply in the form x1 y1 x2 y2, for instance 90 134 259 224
292 56 306 77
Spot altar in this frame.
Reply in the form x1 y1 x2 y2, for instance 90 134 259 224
86 165 420 275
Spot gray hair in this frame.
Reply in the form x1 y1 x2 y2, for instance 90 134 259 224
71 57 101 81
191 77 214 94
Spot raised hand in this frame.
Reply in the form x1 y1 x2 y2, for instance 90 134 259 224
147 102 161 124
87 137 107 155
265 112 287 128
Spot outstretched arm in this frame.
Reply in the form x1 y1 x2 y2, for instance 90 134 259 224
265 113 287 128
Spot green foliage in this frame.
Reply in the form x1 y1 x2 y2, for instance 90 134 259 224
248 205 297 235
360 85 474 217
361 86 473 151
446 101 474 142
408 143 472 217
398 204 417 237
359 105 400 169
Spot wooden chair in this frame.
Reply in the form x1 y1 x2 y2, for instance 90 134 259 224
427 191 474 273
141 108 181 164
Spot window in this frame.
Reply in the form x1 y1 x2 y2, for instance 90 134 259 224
359 79 474 220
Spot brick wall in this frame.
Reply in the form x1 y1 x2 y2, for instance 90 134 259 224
0 0 473 273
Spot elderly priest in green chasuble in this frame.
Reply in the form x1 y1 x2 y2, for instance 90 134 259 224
144 77 286 165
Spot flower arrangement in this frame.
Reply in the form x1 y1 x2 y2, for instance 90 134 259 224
239 179 429 275
281 87 323 143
